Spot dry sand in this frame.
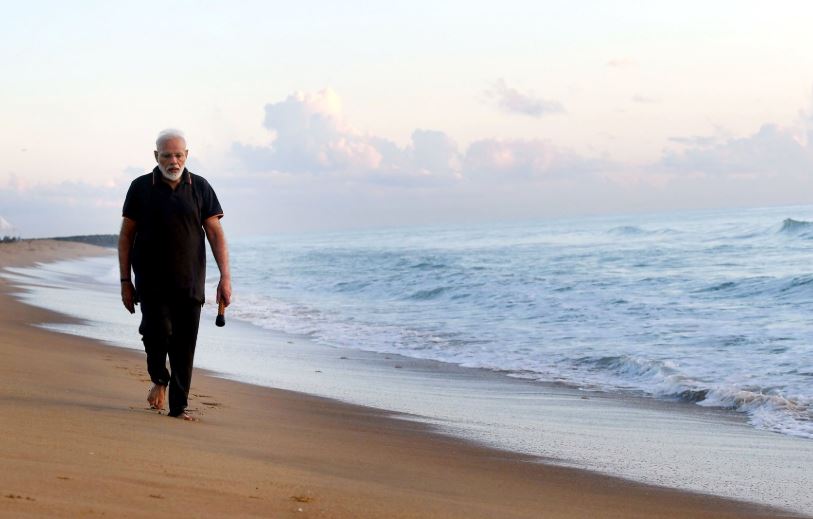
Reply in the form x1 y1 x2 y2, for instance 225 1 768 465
0 240 801 518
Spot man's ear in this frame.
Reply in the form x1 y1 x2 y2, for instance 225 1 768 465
154 150 159 161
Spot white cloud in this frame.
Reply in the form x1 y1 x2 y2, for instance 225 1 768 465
232 89 464 184
233 89 595 186
667 135 720 147
256 88 383 173
0 175 130 237
464 138 604 179
661 123 813 178
486 79 564 118
409 129 461 177
659 92 813 179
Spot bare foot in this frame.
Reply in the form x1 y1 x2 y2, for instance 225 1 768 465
147 384 167 410
156 385 167 410
171 411 198 422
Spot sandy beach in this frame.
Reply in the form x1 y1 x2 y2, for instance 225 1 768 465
0 240 802 518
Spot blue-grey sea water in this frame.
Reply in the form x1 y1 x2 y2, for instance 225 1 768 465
226 205 813 439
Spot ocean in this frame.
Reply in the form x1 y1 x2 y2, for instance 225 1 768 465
3 204 813 513
230 204 813 439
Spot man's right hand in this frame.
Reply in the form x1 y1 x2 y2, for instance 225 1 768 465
121 280 137 314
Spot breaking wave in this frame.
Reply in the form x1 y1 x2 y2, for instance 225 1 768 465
569 354 812 438
779 218 813 237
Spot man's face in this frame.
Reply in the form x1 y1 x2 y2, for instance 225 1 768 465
154 138 188 180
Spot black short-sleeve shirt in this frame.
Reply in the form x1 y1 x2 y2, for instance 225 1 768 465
123 167 223 303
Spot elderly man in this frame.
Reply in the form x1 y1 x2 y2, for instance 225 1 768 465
118 129 231 420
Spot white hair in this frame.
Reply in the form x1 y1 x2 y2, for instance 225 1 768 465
155 128 187 150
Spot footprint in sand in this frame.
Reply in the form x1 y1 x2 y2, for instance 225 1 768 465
5 494 36 501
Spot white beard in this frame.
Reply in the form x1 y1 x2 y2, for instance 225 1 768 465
159 165 183 181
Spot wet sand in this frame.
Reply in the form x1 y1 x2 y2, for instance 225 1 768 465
0 240 802 518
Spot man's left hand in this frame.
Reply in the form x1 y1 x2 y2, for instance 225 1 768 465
217 277 232 307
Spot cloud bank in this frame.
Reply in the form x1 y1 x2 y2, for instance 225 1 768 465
232 89 461 186
232 88 588 184
661 103 813 179
5 88 813 237
219 87 813 233
0 174 130 237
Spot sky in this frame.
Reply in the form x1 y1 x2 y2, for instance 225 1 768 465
2 1 813 237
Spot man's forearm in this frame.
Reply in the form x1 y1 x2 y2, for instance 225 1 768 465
205 221 230 279
118 218 138 313
203 217 232 306
118 238 131 280
118 218 137 280
210 232 230 279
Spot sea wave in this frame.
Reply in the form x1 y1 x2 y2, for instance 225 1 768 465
607 226 678 236
779 218 813 237
608 225 648 235
227 284 813 439
405 286 452 300
700 388 811 437
695 274 813 299
573 354 812 438
408 260 449 270
333 280 372 292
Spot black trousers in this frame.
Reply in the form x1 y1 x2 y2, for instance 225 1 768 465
138 297 202 416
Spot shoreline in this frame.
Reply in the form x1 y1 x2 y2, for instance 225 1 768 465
0 240 805 518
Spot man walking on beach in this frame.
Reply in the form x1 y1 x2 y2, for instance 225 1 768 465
118 129 231 420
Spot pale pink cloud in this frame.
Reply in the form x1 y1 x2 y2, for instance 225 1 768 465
233 90 609 185
464 138 606 179
259 88 383 173
485 79 564 118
